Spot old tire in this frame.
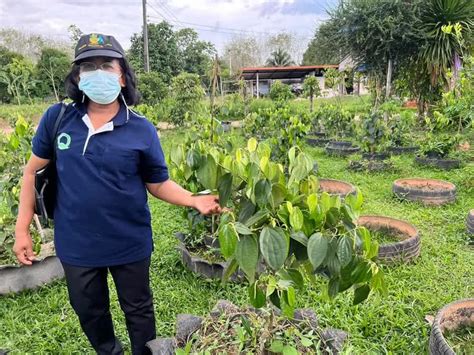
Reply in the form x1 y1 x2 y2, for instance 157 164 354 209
362 152 390 161
326 142 360 157
467 210 474 235
0 256 64 295
415 156 461 170
319 178 356 198
429 298 474 355
392 178 456 206
306 137 330 147
357 215 420 263
388 146 419 155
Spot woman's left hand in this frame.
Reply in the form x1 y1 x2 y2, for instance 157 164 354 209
193 195 222 215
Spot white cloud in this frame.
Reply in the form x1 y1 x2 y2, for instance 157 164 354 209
0 0 335 52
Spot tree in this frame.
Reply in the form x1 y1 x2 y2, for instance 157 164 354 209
170 72 205 126
330 0 421 102
222 35 261 72
137 71 168 105
175 28 216 80
419 0 474 86
266 48 294 67
68 24 83 47
0 46 23 103
36 48 71 101
303 19 344 65
303 75 321 112
0 57 35 105
323 68 341 95
128 21 181 82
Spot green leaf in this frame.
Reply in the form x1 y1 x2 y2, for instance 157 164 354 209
307 232 328 269
234 222 253 235
217 173 233 207
259 227 289 271
222 258 238 284
282 345 299 355
218 223 238 259
277 268 305 289
247 137 258 152
235 235 259 283
244 209 269 228
289 206 304 231
290 231 308 246
238 198 256 223
353 284 371 305
248 282 266 308
300 336 313 347
196 154 218 190
270 183 287 209
328 278 339 298
170 145 184 166
269 340 284 353
254 179 272 206
337 236 353 267
307 193 318 214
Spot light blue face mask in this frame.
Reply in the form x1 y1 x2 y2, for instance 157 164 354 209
78 70 122 105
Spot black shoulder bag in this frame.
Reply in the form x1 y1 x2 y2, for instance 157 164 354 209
34 103 68 225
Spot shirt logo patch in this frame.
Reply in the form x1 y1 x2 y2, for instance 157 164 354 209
57 133 72 150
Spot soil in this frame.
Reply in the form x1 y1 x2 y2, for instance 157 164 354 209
398 179 454 191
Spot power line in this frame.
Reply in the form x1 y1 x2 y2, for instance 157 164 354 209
147 2 313 39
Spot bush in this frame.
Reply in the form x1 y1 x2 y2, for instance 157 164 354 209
269 81 294 104
216 93 245 121
170 72 205 126
137 71 168 106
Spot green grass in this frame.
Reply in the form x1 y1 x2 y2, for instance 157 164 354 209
0 129 473 354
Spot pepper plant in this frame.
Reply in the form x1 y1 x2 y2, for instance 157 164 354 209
358 110 390 154
320 105 355 141
214 139 385 316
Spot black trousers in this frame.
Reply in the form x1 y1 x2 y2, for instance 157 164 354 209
61 257 155 355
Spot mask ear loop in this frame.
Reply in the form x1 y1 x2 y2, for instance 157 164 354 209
121 93 130 123
82 93 85 103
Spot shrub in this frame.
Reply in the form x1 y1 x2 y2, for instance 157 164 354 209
137 71 168 106
269 81 294 104
170 72 205 126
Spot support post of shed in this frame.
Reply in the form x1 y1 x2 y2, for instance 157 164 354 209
256 72 260 98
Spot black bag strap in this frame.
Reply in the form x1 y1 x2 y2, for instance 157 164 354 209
51 102 68 162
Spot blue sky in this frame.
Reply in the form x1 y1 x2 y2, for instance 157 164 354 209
0 0 337 52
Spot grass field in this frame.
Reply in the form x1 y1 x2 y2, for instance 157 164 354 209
0 126 472 354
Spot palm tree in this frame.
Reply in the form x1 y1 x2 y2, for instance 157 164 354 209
420 0 474 85
266 48 295 67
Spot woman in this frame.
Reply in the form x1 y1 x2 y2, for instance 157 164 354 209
13 33 221 355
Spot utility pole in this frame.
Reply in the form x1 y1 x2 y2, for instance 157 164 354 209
142 0 150 72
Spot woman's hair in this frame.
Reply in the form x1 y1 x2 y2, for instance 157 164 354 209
64 57 140 106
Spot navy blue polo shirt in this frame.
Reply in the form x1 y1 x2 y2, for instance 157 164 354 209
32 102 169 267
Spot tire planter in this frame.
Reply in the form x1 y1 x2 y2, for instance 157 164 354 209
319 178 356 198
357 215 420 263
415 156 461 170
146 300 348 355
388 146 419 155
326 141 360 157
306 137 330 147
309 131 327 138
393 178 456 206
361 152 390 161
467 210 474 235
0 242 64 296
175 233 245 282
429 298 474 355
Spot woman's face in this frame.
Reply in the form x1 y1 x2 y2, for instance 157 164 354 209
78 57 126 87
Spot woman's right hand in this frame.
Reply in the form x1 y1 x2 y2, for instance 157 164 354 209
13 230 36 265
